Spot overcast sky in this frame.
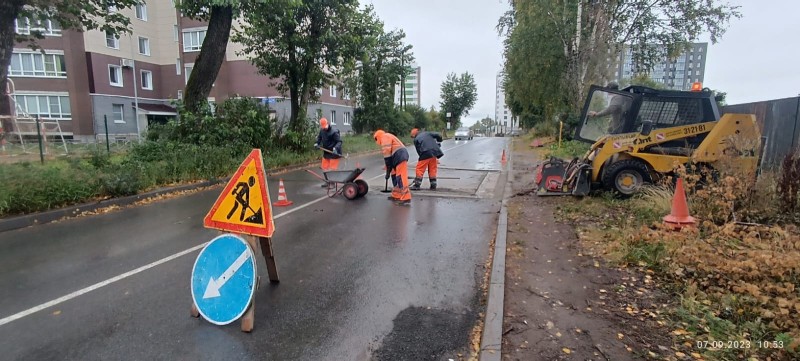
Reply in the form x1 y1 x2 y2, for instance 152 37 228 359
365 0 800 127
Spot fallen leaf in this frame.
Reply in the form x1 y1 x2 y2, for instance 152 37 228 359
562 348 571 354
556 332 562 337
676 351 686 357
52 310 61 316
617 333 624 340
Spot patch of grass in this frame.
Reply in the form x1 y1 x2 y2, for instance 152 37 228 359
543 140 590 160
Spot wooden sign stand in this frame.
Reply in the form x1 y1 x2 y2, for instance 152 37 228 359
191 234 280 332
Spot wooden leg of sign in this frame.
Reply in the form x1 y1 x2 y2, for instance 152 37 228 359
241 301 255 333
259 236 280 283
190 303 199 318
241 235 260 333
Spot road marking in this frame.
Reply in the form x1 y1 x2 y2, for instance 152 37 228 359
0 137 501 327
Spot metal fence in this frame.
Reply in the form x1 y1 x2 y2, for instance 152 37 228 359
722 96 800 169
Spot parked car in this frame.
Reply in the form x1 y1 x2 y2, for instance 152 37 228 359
454 128 474 140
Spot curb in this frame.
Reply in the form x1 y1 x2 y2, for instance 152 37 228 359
479 143 512 360
0 149 386 233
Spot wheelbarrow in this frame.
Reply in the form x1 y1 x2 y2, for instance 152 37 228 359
305 167 368 200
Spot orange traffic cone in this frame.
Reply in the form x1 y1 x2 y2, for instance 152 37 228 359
273 179 293 207
501 149 507 164
663 178 695 229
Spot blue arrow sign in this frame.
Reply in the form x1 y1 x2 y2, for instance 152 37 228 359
191 233 257 325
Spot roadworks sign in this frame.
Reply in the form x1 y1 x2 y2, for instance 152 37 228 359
204 149 275 238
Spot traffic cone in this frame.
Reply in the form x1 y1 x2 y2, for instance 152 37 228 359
273 179 293 207
663 178 695 230
501 149 507 164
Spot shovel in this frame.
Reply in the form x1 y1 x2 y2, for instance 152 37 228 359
380 178 391 193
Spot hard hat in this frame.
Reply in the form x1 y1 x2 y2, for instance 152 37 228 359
319 117 328 129
373 129 385 143
410 128 419 137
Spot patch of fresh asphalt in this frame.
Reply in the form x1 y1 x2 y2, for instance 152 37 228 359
0 138 509 360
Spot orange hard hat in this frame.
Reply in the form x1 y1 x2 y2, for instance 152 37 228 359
319 117 328 129
410 128 419 137
373 129 385 143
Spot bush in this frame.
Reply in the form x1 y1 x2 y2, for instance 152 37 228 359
0 163 99 215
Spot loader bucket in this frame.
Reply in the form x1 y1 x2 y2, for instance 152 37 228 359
535 158 570 195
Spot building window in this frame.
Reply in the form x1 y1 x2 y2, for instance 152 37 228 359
13 94 71 119
342 90 350 100
184 65 193 84
141 70 153 90
173 25 179 42
109 65 123 87
108 4 117 13
343 112 351 125
330 85 337 97
106 31 119 49
15 18 62 36
112 104 125 123
182 30 206 52
176 58 181 75
138 37 150 56
135 4 147 21
330 110 337 125
9 51 66 78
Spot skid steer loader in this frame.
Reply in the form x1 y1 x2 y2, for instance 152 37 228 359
534 83 764 197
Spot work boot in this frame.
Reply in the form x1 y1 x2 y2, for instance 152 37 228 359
320 182 329 188
429 179 437 190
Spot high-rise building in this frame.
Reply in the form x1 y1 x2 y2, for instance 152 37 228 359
394 64 421 107
610 42 709 91
2 2 355 142
495 71 512 133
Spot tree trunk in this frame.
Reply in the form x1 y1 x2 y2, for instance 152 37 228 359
0 1 23 117
183 5 233 115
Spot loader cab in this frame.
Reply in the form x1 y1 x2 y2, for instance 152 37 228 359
575 85 721 144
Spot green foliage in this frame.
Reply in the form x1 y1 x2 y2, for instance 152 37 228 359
439 72 478 129
148 97 273 150
233 0 363 132
498 0 740 137
404 105 430 130
619 74 668 90
0 162 99 215
470 117 496 135
545 140 590 159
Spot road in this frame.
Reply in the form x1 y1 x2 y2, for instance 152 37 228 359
0 137 509 361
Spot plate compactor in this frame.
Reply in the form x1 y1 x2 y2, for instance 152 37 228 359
535 83 763 197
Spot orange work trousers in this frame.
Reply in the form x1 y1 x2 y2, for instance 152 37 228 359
415 158 438 179
321 157 340 171
390 160 412 201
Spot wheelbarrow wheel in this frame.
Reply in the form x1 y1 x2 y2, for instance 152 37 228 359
342 182 359 200
354 179 369 198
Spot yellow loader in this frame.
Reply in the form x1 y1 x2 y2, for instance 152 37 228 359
534 83 764 197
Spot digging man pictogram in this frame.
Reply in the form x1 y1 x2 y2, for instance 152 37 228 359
226 175 264 225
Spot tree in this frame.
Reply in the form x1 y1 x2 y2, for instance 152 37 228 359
233 0 362 133
0 0 138 113
498 0 740 134
470 116 494 135
439 72 477 130
177 1 239 114
619 74 667 90
404 104 429 130
344 5 414 134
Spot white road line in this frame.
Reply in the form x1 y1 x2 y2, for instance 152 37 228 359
0 138 494 327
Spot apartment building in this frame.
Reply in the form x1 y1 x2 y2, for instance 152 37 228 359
4 1 355 142
495 71 513 133
394 64 421 107
610 42 709 91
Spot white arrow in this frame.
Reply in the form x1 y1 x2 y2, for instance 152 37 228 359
203 249 252 299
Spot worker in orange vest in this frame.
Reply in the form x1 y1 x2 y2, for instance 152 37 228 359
314 117 343 187
373 129 412 205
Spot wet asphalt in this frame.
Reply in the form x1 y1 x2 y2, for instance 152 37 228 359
0 137 510 360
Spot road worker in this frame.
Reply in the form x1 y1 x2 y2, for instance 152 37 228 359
410 128 444 190
314 117 343 186
373 129 412 205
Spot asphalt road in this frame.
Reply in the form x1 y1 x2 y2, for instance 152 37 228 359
0 137 509 361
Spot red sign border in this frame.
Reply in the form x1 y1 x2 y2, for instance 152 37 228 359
203 149 275 238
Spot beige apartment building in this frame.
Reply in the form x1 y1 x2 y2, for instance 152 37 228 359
3 1 355 142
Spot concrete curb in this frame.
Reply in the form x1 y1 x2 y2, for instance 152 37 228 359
479 144 512 360
0 149 386 233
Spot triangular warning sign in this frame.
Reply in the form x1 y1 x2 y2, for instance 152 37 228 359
204 149 275 238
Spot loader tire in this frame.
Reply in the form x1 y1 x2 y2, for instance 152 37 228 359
601 159 652 197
